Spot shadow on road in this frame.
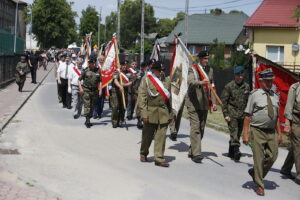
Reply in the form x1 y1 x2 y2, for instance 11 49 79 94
147 156 176 163
21 90 33 93
168 141 189 152
242 180 279 191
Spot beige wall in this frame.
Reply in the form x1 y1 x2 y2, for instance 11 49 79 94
248 28 300 72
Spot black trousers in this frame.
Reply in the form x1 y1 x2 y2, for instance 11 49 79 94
59 78 71 107
30 65 37 83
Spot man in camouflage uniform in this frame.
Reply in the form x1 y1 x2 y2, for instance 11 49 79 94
139 61 172 167
221 66 250 161
110 62 132 128
280 80 300 185
127 61 138 120
78 58 102 128
15 55 28 92
243 68 282 196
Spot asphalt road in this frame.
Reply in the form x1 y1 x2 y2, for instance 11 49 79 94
0 69 299 200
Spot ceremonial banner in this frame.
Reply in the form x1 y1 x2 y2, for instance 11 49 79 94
170 38 190 113
101 37 117 87
150 40 160 61
254 55 299 130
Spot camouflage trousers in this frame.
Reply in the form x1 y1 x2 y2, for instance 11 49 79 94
227 117 244 147
82 90 98 118
16 74 26 90
110 89 127 126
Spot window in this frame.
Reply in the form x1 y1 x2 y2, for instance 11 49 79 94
188 45 196 55
266 46 284 63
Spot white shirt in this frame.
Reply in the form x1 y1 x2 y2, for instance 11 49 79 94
57 62 74 79
69 66 84 86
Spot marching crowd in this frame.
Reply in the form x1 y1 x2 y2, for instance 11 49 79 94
14 47 299 196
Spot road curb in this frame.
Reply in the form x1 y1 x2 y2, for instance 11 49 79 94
0 65 54 133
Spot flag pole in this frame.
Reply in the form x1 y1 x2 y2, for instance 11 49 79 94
175 34 222 105
114 37 128 130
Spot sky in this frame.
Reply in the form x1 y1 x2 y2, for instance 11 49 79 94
24 0 263 24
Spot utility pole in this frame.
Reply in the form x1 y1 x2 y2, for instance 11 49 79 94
14 0 19 53
184 0 189 47
140 0 145 63
117 0 121 44
98 7 102 49
30 4 32 50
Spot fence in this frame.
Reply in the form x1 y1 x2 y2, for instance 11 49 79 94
0 28 25 56
0 55 20 88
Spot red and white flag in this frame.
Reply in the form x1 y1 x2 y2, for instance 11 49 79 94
254 55 299 130
101 37 117 87
116 69 129 83
147 72 170 102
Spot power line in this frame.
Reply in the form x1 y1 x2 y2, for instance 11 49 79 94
153 0 262 13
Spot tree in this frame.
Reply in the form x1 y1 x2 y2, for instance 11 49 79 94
156 18 175 37
79 6 99 37
209 39 226 69
104 12 118 41
293 6 300 22
229 10 245 14
30 0 77 48
210 8 224 14
173 11 185 25
120 0 156 49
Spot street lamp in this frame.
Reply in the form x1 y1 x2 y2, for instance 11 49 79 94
14 0 19 53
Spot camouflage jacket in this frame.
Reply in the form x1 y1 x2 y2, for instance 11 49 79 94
78 67 102 91
221 80 250 119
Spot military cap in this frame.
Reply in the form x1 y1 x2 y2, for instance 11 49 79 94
198 50 209 58
88 58 96 63
151 61 162 71
259 68 274 80
234 66 244 74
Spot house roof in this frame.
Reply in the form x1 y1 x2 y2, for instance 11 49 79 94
165 13 248 45
244 0 300 28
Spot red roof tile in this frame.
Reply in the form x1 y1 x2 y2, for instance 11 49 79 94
244 0 300 28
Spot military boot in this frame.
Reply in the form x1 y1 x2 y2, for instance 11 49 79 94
233 146 241 161
85 117 92 128
228 142 234 159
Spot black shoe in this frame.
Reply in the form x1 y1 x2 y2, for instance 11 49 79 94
93 115 98 119
113 124 118 128
127 116 133 120
85 117 91 128
280 170 295 179
67 106 72 110
170 133 177 141
192 155 204 163
63 105 67 108
228 144 234 159
33 82 37 84
233 146 241 161
73 114 79 119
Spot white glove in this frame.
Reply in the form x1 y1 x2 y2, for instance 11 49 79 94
68 87 72 94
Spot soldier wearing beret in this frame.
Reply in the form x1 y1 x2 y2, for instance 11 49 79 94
185 50 217 163
15 55 28 92
280 76 300 185
243 68 282 196
78 58 102 128
221 66 250 161
139 61 172 167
